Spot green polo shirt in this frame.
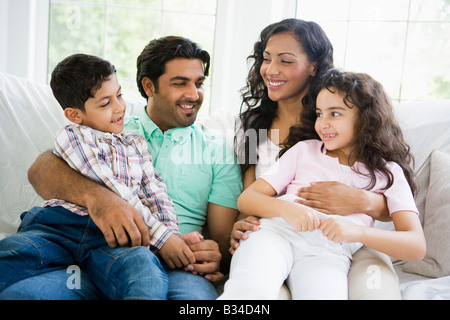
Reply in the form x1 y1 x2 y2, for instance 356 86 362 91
124 107 242 235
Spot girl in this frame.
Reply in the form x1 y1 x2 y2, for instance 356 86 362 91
220 69 425 300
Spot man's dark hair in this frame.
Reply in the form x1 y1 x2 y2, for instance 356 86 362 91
50 53 116 111
136 36 210 99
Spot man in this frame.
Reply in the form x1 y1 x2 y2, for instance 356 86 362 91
1 37 242 300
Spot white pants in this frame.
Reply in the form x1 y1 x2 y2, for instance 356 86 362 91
219 195 362 300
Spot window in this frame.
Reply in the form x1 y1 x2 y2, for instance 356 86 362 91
48 0 217 117
296 0 450 102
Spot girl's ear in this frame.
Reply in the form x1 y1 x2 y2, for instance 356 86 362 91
64 108 84 124
142 77 155 98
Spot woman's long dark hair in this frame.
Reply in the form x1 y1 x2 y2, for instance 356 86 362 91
236 19 334 176
284 69 416 193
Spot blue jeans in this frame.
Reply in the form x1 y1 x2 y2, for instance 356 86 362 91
0 268 219 300
0 269 218 300
0 206 168 300
0 207 219 300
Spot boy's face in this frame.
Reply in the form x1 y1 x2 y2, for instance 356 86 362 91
66 73 126 134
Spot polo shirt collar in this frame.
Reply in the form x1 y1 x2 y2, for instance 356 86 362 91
138 107 193 144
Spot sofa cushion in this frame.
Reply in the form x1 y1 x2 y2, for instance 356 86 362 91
0 72 67 238
403 150 450 277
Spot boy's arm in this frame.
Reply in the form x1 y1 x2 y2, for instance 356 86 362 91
28 150 150 248
137 138 180 236
159 234 197 269
54 126 179 250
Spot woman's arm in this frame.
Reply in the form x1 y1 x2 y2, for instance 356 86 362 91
206 203 239 274
296 181 391 221
28 151 150 248
229 214 260 254
230 165 260 253
320 211 426 261
242 165 256 190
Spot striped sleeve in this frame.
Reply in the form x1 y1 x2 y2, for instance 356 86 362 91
129 136 181 249
54 125 178 251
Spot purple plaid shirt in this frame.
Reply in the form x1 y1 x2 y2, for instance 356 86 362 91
43 124 180 251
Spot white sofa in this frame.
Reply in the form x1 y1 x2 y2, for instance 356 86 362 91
1 71 450 299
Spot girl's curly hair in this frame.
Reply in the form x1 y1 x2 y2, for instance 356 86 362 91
284 69 416 193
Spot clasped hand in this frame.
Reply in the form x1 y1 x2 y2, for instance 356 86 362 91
230 203 360 254
283 203 360 243
159 232 224 282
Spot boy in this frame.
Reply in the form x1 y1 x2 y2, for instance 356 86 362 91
0 54 200 299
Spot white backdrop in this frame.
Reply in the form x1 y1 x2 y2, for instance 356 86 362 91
0 0 298 116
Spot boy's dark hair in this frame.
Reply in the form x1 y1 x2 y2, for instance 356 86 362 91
136 36 210 99
50 54 116 111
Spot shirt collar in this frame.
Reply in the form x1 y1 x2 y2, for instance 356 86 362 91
138 107 193 144
88 126 127 143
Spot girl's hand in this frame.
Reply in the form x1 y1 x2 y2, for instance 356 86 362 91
319 218 362 243
282 202 320 232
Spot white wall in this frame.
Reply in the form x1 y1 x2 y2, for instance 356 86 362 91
0 1 9 74
0 1 7 73
0 0 49 83
0 0 296 114
211 0 297 114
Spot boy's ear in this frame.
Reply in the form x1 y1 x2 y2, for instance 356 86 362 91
64 108 83 124
142 77 155 98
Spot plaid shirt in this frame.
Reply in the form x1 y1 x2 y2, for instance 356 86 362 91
43 124 180 251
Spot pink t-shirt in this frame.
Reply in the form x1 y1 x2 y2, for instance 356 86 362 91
260 139 418 227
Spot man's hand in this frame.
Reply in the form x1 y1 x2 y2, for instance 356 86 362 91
28 151 151 248
87 192 151 248
186 239 224 283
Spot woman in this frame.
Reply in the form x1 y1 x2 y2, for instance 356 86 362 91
232 18 401 299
